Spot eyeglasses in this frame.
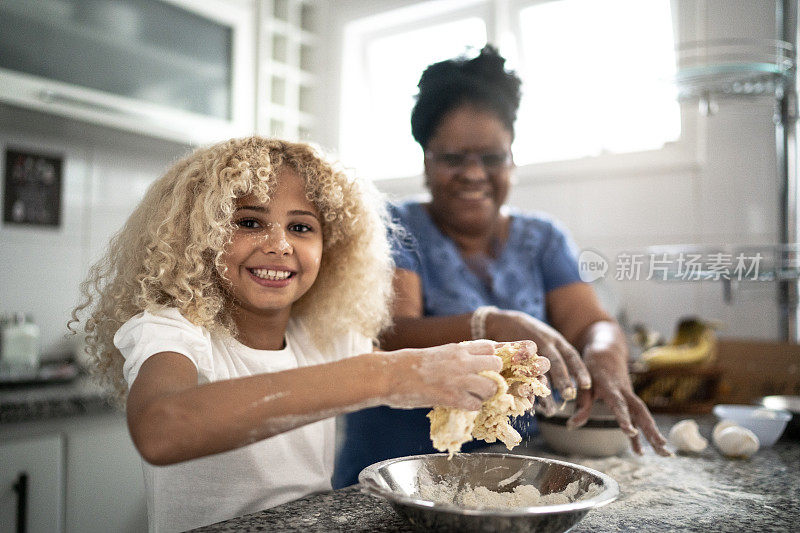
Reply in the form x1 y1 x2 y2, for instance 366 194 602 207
425 151 513 173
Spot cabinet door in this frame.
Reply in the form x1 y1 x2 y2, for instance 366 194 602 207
0 434 64 533
0 0 255 145
65 414 146 533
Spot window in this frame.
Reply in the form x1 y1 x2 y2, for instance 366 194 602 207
340 0 680 180
515 0 680 164
341 16 487 180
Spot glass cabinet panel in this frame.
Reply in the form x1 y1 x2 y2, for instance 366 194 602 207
0 0 254 144
0 0 233 120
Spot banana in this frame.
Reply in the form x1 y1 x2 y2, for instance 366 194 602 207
639 317 718 370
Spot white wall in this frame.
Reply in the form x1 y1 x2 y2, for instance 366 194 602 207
318 0 783 341
0 104 190 359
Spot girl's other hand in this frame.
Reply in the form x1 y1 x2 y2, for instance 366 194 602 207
381 340 502 410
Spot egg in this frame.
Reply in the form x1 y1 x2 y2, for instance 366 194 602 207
712 419 739 443
713 426 759 458
668 419 708 453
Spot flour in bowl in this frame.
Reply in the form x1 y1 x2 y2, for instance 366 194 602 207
417 479 603 509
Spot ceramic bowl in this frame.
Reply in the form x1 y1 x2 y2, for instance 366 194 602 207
756 396 800 439
712 404 791 446
359 453 618 533
537 402 629 457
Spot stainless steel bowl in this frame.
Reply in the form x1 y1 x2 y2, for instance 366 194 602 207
358 453 618 533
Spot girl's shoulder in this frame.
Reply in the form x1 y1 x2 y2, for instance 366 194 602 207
114 307 216 388
117 307 205 335
114 307 213 358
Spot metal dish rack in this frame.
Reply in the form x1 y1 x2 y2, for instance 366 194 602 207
669 1 798 341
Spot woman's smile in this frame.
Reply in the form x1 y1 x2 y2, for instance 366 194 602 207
451 188 492 202
424 105 513 236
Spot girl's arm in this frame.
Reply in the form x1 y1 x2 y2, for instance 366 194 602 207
126 341 501 465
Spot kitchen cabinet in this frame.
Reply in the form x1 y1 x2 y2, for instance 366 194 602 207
0 434 64 533
1 412 146 533
257 0 318 140
64 414 146 533
0 0 256 145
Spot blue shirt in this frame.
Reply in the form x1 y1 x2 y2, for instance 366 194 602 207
333 200 582 488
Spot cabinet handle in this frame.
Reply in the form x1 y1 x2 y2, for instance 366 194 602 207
37 89 140 117
12 472 28 533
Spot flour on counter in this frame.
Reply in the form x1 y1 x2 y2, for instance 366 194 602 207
534 452 775 529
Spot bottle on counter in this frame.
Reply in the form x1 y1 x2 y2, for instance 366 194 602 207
0 312 41 371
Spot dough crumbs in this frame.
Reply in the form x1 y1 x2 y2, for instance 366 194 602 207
417 479 604 509
428 342 551 456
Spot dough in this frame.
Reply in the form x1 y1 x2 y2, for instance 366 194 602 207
428 342 551 456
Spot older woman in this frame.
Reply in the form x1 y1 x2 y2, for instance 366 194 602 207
333 45 669 488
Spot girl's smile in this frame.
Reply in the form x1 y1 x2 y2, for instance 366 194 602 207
248 267 294 284
222 168 323 323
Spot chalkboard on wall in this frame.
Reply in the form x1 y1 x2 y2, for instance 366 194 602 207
3 148 63 227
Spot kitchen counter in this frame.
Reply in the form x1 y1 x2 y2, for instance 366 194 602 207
0 374 116 424
192 414 800 532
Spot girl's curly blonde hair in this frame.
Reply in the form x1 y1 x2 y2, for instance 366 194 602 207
70 136 394 401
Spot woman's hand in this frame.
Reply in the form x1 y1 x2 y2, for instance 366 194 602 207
380 340 503 410
485 309 591 413
568 322 671 456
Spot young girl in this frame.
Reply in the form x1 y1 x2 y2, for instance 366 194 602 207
69 136 503 532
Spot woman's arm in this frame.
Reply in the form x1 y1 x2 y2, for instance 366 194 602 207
380 269 473 347
546 282 669 456
381 269 591 410
126 341 501 465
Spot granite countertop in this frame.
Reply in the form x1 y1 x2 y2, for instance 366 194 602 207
192 415 800 532
0 374 116 424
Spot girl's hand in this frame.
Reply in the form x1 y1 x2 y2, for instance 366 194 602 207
381 340 503 410
485 310 591 413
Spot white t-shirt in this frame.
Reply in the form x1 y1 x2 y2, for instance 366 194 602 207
114 308 372 533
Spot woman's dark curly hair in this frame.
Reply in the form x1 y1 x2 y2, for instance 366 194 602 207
410 44 522 149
